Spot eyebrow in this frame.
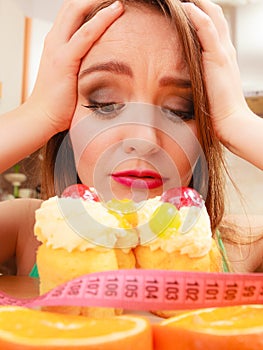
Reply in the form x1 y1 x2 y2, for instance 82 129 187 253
159 76 192 89
79 60 192 90
79 61 133 79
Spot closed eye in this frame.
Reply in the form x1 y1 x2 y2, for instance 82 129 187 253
82 102 126 119
161 107 195 122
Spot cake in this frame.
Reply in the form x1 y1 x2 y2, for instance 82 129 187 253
134 187 224 317
34 185 138 318
34 185 223 319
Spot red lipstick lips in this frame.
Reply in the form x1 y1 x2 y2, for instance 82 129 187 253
111 169 163 189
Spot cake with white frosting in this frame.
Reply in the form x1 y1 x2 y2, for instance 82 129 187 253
34 190 137 318
34 185 223 318
134 187 223 318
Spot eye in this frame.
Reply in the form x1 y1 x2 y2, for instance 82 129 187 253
161 107 195 123
82 102 126 119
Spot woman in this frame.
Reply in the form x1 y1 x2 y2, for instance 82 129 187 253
40 0 263 273
42 0 224 230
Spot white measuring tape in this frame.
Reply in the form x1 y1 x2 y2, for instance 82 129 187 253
0 270 262 310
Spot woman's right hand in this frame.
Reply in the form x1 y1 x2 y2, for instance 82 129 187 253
26 0 123 137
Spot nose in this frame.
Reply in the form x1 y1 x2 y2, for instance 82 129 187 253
122 125 160 156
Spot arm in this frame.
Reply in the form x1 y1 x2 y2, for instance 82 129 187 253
0 198 42 275
0 0 123 173
183 0 263 170
220 214 263 273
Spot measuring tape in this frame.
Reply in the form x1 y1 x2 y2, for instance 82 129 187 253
0 270 262 310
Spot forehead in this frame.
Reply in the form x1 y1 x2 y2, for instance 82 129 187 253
81 4 187 72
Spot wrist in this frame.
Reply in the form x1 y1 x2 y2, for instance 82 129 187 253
216 108 256 152
219 108 263 169
21 97 61 144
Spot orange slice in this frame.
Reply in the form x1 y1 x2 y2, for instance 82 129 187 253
153 305 263 350
0 306 152 350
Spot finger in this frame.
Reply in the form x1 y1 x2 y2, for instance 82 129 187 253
51 0 121 43
182 2 231 56
67 2 124 60
189 0 234 47
53 0 97 40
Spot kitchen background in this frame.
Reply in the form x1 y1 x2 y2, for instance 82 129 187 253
0 0 262 215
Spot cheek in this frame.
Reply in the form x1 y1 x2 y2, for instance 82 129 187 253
71 103 86 127
70 107 115 173
163 123 200 175
75 139 104 186
75 130 120 185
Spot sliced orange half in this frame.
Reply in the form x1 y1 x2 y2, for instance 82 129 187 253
0 306 152 350
153 304 263 350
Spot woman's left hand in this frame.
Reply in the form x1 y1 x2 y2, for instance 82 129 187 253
182 0 253 146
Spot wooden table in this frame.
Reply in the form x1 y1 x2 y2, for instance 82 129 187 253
0 275 39 299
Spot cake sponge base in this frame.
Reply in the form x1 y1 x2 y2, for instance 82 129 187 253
37 244 135 317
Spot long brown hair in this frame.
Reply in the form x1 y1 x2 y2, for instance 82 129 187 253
41 0 226 232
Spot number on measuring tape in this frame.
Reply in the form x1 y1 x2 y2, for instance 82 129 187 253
0 270 262 310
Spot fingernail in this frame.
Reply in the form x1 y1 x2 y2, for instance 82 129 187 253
110 1 122 10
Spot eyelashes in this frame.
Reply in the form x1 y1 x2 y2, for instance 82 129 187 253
82 102 126 119
82 102 194 122
161 107 195 122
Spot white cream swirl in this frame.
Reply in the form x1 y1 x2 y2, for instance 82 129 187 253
35 195 212 257
137 197 213 258
34 196 138 252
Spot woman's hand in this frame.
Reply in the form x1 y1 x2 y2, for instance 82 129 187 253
183 0 251 139
27 0 124 136
183 0 263 169
0 1 123 173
